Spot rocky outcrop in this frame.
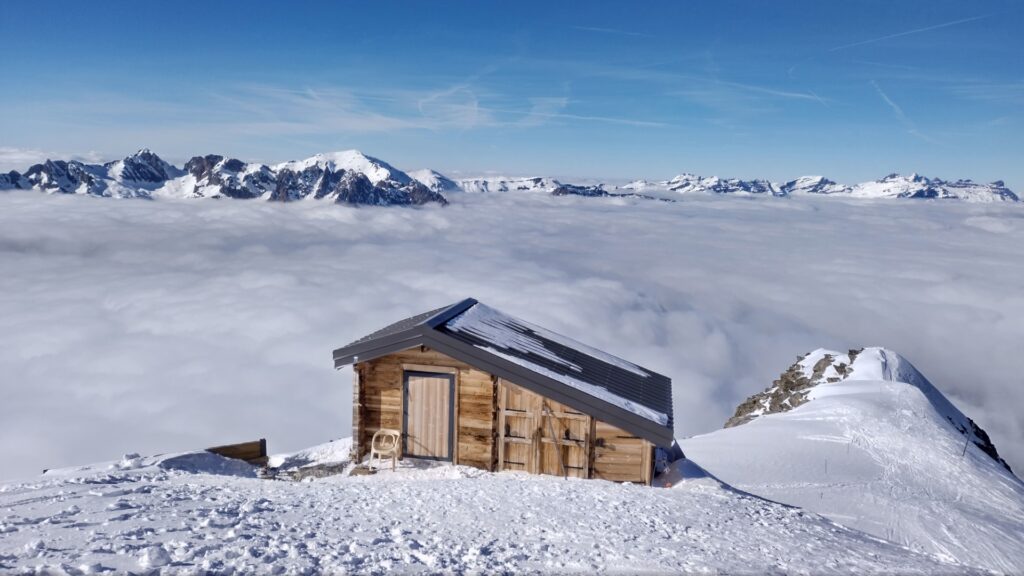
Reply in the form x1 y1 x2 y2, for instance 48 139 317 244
268 165 447 206
0 170 29 190
551 184 610 197
726 349 863 428
946 412 1013 472
402 180 448 206
23 160 107 195
106 148 179 183
185 154 275 199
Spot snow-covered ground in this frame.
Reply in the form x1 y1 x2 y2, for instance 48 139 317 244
0 447 976 574
0 190 1022 484
682 348 1024 573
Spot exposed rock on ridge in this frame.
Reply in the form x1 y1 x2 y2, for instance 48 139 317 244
725 347 1012 473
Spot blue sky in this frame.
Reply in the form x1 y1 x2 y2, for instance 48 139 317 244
1 0 1021 187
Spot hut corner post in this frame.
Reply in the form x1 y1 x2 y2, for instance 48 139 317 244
351 362 364 463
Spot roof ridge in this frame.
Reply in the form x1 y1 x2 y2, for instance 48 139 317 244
422 297 478 328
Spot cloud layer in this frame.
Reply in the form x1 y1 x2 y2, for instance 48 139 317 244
0 192 1022 479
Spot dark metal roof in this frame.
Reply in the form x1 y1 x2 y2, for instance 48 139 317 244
338 302 454 349
332 298 674 446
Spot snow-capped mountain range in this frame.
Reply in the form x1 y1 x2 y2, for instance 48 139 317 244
0 148 1018 204
0 149 447 206
623 173 1019 202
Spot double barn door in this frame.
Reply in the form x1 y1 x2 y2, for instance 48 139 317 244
497 380 591 478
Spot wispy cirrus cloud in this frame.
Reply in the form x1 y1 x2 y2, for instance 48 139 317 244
715 79 828 104
672 76 829 121
571 25 652 38
830 14 988 52
216 84 670 133
949 81 1024 106
870 80 936 143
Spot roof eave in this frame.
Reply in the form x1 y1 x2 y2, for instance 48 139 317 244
332 329 425 367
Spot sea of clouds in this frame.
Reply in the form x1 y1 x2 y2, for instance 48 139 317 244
0 191 1021 480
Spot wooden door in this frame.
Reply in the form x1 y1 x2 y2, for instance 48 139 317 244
538 402 589 478
403 371 454 460
497 380 590 478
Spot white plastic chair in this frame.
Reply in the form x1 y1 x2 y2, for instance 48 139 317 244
369 429 401 471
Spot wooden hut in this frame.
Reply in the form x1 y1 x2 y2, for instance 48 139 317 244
332 298 674 484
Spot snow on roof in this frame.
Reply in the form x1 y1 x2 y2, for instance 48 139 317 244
443 303 669 426
481 345 669 426
446 303 650 377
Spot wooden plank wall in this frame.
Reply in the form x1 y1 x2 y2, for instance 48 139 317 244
355 348 652 484
456 369 495 470
356 346 496 469
592 421 652 484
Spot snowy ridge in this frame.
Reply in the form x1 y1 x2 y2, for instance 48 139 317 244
619 172 1018 202
454 176 561 194
0 441 976 574
683 347 1024 573
407 169 460 193
664 173 785 196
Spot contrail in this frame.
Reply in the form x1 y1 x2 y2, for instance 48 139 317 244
830 14 988 51
871 80 906 120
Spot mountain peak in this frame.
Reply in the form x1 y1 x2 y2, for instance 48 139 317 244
105 149 180 184
273 149 411 186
